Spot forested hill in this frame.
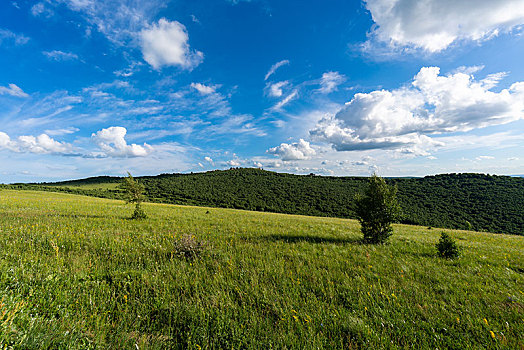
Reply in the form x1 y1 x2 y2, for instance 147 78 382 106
6 168 524 235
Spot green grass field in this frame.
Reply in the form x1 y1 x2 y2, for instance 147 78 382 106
0 190 523 349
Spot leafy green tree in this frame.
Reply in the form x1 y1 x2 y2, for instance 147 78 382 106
121 172 147 219
355 174 400 244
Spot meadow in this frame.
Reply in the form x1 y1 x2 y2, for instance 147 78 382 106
0 189 523 349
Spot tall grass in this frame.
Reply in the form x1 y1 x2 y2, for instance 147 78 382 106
0 190 523 348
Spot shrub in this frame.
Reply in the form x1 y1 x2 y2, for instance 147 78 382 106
173 234 206 260
354 174 400 244
436 232 460 259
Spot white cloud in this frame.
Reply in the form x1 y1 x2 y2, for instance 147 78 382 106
31 2 54 17
272 90 298 111
91 126 152 157
364 0 524 52
311 66 524 153
453 65 485 75
204 156 213 163
191 14 200 24
268 139 316 161
266 81 289 98
265 59 289 80
59 0 164 45
44 127 80 136
191 82 217 95
0 84 29 98
139 18 203 70
0 131 74 154
476 155 495 160
317 72 345 94
226 159 241 166
0 28 29 46
43 50 79 61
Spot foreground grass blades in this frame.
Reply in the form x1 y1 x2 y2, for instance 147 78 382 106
0 190 523 349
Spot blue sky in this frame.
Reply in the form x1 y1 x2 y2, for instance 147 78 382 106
1 0 524 182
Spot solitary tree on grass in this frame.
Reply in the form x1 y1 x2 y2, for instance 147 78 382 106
355 174 400 244
121 172 147 219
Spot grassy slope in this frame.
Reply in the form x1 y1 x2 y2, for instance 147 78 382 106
0 190 523 349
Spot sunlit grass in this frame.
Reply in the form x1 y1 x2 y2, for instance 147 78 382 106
0 190 523 348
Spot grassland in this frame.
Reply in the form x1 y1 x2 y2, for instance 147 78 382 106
0 189 523 349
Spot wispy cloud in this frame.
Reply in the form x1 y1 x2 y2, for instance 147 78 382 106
43 50 79 61
317 72 346 94
271 90 298 111
0 28 29 46
0 83 29 98
265 59 290 81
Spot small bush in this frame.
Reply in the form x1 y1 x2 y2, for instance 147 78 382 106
173 234 206 260
436 232 460 259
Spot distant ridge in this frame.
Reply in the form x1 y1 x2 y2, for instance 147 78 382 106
7 168 524 236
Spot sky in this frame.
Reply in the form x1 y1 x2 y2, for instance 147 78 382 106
1 0 524 182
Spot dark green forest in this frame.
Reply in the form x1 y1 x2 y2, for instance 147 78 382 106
5 168 524 235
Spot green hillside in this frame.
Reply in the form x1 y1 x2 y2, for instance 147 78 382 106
0 190 522 348
6 169 524 235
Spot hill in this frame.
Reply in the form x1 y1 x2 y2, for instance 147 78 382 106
6 168 524 235
0 189 522 348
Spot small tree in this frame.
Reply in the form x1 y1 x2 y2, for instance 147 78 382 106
121 172 147 219
436 232 460 259
355 174 400 244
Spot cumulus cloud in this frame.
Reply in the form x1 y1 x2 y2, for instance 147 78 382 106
266 81 289 98
0 83 29 97
317 72 346 94
265 59 289 80
204 156 213 163
226 159 241 166
268 139 316 161
310 66 524 153
139 18 203 70
91 126 152 157
0 131 74 154
191 82 217 95
364 0 524 52
43 50 79 61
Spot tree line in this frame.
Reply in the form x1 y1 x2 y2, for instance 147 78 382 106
5 168 524 235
